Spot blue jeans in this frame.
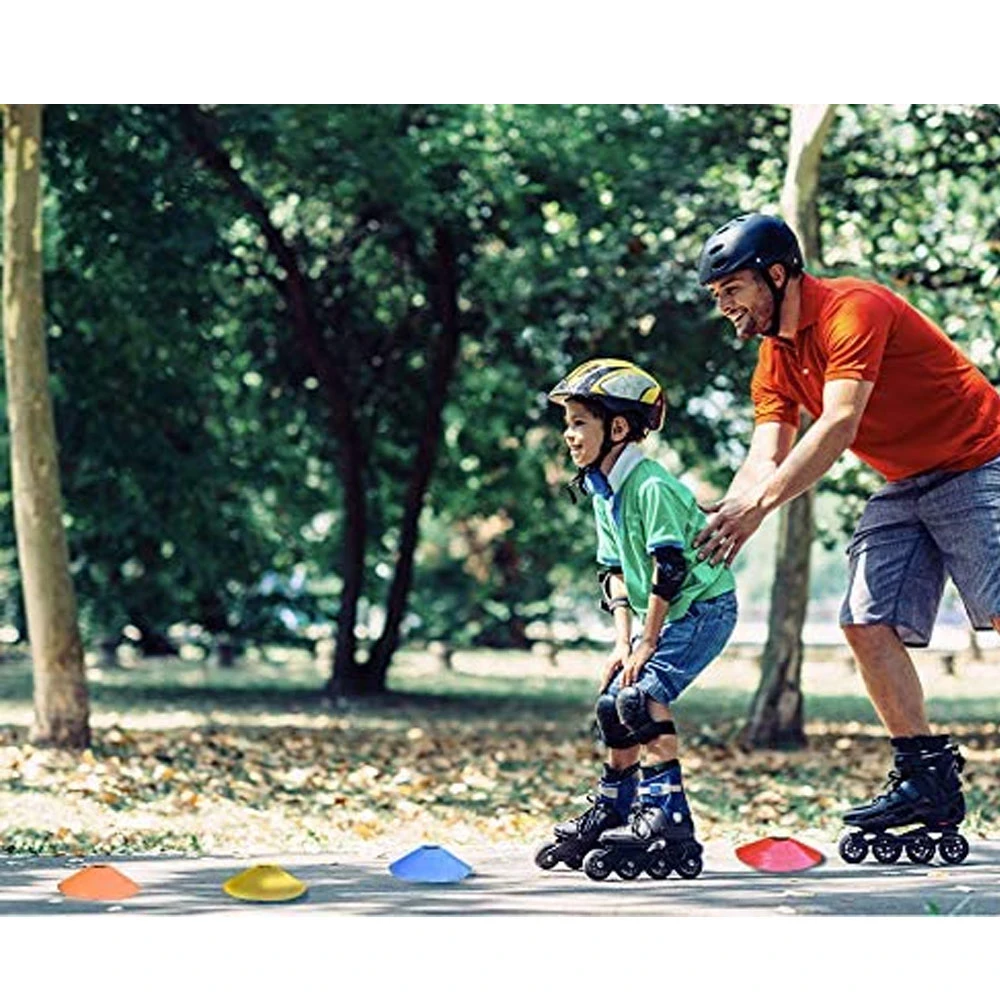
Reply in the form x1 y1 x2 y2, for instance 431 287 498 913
607 590 738 706
839 453 1000 647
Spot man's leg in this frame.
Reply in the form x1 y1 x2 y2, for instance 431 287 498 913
835 480 966 848
921 453 1000 650
839 625 967 862
841 624 930 736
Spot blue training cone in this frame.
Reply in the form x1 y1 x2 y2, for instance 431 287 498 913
389 844 473 883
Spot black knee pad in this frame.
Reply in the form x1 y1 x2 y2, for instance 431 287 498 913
615 686 676 745
595 693 639 749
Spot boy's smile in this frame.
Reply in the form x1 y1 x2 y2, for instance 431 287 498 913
562 399 604 468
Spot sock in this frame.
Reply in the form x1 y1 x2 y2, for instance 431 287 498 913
600 762 639 819
639 758 689 819
891 734 949 755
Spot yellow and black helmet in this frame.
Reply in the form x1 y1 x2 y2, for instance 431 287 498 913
548 358 665 432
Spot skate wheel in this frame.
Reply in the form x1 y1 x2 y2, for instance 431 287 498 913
938 833 969 865
646 855 672 879
676 854 703 880
583 849 613 881
872 833 903 864
534 843 561 870
615 856 642 880
838 832 868 864
904 833 935 865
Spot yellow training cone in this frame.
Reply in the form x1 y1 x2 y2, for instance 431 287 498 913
222 864 307 903
58 864 141 901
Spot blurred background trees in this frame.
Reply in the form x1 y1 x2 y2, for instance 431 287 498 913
2 104 999 738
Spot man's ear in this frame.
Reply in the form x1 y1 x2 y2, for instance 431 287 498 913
767 262 788 290
610 415 630 442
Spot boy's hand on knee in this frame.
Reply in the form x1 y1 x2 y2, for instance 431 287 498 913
621 638 656 687
600 641 630 692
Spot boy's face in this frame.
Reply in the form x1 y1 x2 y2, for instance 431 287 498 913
562 399 605 468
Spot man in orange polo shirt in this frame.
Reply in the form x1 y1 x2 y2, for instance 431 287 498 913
695 213 1000 864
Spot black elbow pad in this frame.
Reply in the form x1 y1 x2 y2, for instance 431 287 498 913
651 545 686 601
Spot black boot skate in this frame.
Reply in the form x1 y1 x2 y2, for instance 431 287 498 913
534 763 637 871
582 761 703 881
838 736 968 866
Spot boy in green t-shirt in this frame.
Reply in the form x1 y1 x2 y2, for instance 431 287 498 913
535 358 737 881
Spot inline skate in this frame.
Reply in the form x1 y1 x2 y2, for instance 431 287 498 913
582 761 703 880
534 763 637 871
838 736 969 866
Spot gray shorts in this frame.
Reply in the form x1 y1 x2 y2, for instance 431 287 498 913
839 453 1000 647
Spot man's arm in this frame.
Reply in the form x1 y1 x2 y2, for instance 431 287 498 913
750 378 872 511
722 420 798 501
697 378 873 566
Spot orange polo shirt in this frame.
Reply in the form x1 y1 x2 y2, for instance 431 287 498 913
751 273 1000 482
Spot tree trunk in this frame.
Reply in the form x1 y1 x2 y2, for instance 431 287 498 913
366 228 464 692
175 106 369 698
742 104 836 749
2 105 90 747
740 487 813 747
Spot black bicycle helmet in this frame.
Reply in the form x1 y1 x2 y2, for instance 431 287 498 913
698 214 803 336
698 213 803 284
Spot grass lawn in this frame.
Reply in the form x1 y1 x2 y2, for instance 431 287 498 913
0 645 998 856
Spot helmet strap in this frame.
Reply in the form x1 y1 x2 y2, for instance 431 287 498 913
759 265 787 338
565 418 627 503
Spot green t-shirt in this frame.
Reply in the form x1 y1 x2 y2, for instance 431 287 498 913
592 448 735 622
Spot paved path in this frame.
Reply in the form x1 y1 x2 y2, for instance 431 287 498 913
2 838 998 916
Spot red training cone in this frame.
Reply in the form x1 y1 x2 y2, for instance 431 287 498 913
736 837 824 873
58 864 141 901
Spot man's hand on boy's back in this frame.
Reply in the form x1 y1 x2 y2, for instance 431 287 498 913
600 640 631 692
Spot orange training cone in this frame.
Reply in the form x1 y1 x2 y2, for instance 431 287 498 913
736 837 825 873
58 864 141 901
222 864 308 903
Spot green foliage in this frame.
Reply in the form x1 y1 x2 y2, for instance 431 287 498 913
2 104 998 655
414 104 789 643
35 106 326 647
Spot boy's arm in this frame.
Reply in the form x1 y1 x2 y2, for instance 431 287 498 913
619 551 676 686
638 591 669 648
599 569 632 692
603 569 632 645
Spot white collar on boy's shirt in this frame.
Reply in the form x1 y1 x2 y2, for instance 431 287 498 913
606 443 645 495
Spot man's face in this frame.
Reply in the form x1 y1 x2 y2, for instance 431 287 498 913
706 268 775 342
562 399 604 468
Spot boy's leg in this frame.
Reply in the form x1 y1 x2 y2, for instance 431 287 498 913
619 591 737 829
591 698 703 879
582 593 736 878
537 667 651 871
596 679 641 815
536 755 639 871
642 698 677 763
